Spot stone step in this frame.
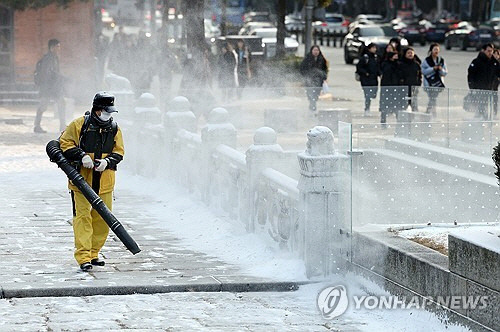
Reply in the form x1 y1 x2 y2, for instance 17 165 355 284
384 137 495 177
0 99 39 106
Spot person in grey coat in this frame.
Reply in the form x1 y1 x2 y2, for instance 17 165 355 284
421 43 447 116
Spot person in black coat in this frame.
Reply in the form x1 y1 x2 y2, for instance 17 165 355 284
300 45 328 112
218 43 237 101
379 52 403 125
34 38 66 133
399 47 422 112
356 43 380 116
467 43 498 119
493 49 500 117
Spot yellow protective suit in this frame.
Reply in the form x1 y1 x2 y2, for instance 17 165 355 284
60 116 124 265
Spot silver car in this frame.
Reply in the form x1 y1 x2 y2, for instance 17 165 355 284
313 13 349 33
250 28 299 58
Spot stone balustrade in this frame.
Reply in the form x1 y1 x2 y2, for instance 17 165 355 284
124 95 350 277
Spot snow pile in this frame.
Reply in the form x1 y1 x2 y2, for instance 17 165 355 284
117 172 308 281
396 223 500 253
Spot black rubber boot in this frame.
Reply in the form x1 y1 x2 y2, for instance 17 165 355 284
80 262 93 272
91 258 105 266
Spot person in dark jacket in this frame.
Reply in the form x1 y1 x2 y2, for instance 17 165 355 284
34 39 66 133
356 43 380 116
300 45 328 113
399 47 422 113
379 52 403 125
493 49 500 117
218 43 237 101
467 43 498 119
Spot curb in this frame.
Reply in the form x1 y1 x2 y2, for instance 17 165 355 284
1 281 312 299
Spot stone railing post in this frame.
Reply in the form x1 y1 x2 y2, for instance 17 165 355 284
104 73 135 118
163 96 197 176
245 127 284 233
164 96 197 136
298 126 349 278
201 108 237 205
132 93 162 177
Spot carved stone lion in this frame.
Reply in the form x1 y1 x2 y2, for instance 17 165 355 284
306 126 334 156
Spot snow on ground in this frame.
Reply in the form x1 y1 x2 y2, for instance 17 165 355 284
117 171 308 281
0 147 475 331
396 223 500 252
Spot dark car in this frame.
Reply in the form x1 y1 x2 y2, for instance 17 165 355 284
343 25 409 64
400 21 427 46
425 22 450 42
444 22 495 50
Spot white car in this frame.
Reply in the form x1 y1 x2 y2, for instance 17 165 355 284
239 22 275 35
250 28 299 57
312 13 349 33
205 19 221 42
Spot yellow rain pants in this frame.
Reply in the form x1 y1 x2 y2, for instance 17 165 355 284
72 190 112 265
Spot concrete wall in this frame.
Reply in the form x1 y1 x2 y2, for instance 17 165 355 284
352 229 500 331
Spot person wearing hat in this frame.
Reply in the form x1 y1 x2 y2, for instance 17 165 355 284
59 92 124 272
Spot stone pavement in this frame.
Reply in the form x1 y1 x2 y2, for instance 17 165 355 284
0 106 309 298
0 105 367 331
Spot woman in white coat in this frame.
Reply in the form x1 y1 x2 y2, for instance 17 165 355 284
421 43 447 116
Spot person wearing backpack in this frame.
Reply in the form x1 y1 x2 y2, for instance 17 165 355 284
356 43 380 116
421 43 447 116
34 39 66 133
59 92 124 272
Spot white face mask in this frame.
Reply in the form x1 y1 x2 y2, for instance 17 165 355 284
99 111 112 121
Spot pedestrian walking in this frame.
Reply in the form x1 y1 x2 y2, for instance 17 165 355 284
356 43 380 116
421 43 447 116
300 45 328 113
492 49 500 117
399 47 422 113
34 39 66 133
467 43 498 119
379 52 403 126
59 92 124 272
218 43 237 101
235 39 251 99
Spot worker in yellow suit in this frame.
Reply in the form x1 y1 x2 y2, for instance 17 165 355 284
59 92 124 272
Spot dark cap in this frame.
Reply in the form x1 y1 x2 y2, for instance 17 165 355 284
93 91 117 113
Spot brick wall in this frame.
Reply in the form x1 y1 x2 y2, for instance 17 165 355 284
14 2 95 100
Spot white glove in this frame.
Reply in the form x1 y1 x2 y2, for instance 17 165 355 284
94 158 108 172
81 155 93 168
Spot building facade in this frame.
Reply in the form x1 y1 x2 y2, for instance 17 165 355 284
1 2 96 99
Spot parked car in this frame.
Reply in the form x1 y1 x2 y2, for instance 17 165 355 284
239 21 275 35
343 25 408 64
354 14 385 23
425 22 450 42
205 19 221 43
312 13 349 34
244 11 272 24
100 9 115 30
444 22 495 50
285 14 305 31
250 27 299 57
400 21 427 46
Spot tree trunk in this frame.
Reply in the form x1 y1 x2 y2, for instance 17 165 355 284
221 0 227 36
276 0 287 58
184 0 205 55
